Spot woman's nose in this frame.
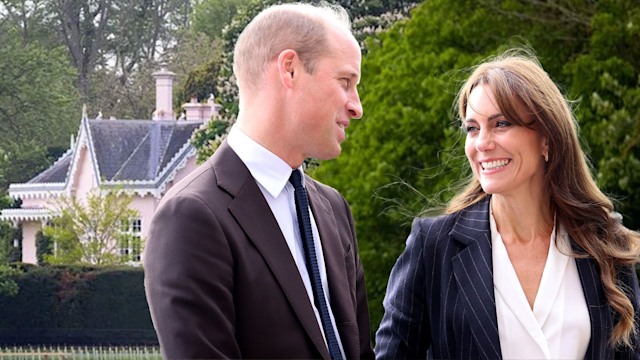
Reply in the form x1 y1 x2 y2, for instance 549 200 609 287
475 129 495 152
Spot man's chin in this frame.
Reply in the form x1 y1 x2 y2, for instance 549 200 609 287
316 148 342 161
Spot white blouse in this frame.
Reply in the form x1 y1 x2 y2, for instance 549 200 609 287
491 212 591 359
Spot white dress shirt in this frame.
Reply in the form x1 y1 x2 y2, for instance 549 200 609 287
491 209 590 359
227 126 345 359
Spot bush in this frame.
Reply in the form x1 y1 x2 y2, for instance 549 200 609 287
0 265 156 346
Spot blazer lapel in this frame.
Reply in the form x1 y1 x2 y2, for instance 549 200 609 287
212 142 330 359
450 198 502 359
306 178 359 359
575 255 612 360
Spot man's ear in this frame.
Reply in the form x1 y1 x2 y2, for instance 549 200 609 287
277 49 298 89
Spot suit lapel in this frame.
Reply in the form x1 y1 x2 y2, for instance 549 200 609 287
212 142 330 359
306 177 359 359
575 255 612 360
450 198 502 359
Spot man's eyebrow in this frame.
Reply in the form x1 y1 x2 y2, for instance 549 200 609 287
338 69 360 80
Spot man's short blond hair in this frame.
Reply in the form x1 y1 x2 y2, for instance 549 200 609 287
233 2 352 92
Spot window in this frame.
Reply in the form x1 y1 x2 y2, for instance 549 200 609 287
120 219 142 262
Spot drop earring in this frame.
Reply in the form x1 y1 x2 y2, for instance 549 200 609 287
544 151 549 163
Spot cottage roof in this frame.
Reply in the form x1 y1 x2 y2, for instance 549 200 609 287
6 118 203 201
87 119 199 182
28 151 73 184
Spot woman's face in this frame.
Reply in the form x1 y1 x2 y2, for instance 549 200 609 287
463 84 547 197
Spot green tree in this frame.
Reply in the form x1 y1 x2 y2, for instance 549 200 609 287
85 0 193 119
170 30 224 116
0 222 20 263
0 219 20 297
0 32 80 189
563 2 640 230
1 0 192 119
0 197 20 296
0 265 19 297
0 34 79 143
0 0 57 44
43 189 139 265
45 0 112 98
191 0 252 39
0 144 60 192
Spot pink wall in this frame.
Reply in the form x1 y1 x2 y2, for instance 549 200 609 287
22 221 41 264
74 145 98 201
129 195 160 243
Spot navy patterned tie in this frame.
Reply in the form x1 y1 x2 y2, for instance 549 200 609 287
289 170 342 360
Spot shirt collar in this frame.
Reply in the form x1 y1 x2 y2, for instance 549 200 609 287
226 125 303 197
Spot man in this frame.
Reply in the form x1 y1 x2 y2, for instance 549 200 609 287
143 3 374 359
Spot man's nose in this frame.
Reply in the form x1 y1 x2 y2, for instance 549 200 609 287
348 89 363 119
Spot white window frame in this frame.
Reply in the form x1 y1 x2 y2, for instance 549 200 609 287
119 218 142 263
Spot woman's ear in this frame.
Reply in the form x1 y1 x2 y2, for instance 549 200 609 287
542 137 549 163
277 49 298 89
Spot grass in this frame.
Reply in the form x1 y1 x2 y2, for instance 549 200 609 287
0 345 161 359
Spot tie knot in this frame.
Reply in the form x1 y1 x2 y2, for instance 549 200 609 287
289 169 303 188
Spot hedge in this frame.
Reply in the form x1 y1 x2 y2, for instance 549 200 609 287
0 264 157 346
0 263 638 346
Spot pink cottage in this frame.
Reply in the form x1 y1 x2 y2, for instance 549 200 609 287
0 69 219 264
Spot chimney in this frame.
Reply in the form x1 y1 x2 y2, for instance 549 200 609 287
182 97 201 121
152 68 176 121
181 94 222 122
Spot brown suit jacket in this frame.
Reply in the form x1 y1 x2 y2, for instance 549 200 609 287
144 141 374 359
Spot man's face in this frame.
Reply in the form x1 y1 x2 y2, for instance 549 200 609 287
290 28 363 162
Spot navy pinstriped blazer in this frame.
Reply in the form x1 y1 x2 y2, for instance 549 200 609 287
375 197 640 359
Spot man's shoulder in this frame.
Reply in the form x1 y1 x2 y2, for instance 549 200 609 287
305 175 345 202
162 142 245 201
163 158 217 199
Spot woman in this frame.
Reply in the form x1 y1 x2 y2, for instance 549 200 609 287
375 50 640 359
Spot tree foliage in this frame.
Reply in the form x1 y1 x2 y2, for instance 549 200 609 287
0 216 20 297
172 33 224 110
0 30 80 190
562 2 640 229
43 189 139 266
191 0 252 39
45 0 192 100
0 265 19 297
47 0 112 98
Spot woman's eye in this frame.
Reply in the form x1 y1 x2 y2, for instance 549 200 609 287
464 125 478 133
496 120 512 128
